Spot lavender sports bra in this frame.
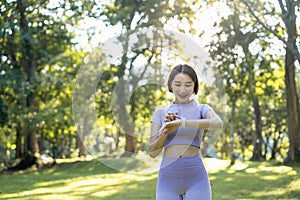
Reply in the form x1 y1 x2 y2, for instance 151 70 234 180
151 100 212 148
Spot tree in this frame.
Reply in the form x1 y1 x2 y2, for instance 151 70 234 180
240 0 300 164
209 0 289 162
209 3 266 161
99 0 202 156
0 0 96 162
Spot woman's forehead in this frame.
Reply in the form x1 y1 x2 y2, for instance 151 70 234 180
173 73 193 82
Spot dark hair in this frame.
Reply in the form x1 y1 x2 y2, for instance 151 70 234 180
167 64 199 94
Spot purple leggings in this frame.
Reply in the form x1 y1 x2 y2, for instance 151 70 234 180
156 156 212 200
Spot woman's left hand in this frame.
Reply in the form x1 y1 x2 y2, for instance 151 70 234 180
164 112 181 122
163 120 182 133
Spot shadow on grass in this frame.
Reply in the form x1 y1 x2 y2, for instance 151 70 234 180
209 160 300 200
0 158 158 200
5 175 157 200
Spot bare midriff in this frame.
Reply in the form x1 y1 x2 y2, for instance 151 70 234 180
164 144 200 158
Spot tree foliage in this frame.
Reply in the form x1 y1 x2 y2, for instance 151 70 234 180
208 0 290 162
0 0 93 164
238 0 300 164
0 0 298 166
93 0 204 156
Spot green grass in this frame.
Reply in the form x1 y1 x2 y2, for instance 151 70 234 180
0 157 299 200
206 159 300 200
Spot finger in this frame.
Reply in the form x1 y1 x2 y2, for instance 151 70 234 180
173 115 180 120
173 112 181 119
165 114 173 120
166 116 174 121
173 112 180 118
166 112 180 121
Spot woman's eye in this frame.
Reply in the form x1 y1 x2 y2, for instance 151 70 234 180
175 84 181 87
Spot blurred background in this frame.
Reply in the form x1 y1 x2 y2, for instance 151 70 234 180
1 0 300 171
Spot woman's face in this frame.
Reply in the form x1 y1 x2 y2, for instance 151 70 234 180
171 73 195 104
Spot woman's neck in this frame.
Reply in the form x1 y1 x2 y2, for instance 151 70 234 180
173 99 194 104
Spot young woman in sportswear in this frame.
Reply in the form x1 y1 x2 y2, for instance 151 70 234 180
149 64 223 200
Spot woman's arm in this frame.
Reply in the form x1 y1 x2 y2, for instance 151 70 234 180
149 122 168 158
149 111 181 158
149 120 181 158
185 109 223 130
165 109 223 130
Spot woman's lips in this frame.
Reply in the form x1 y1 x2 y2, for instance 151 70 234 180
178 94 189 99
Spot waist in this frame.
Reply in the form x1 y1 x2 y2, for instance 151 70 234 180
164 145 200 158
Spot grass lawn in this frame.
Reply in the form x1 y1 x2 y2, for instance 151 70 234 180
0 157 299 200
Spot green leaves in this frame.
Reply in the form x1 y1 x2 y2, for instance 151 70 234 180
208 0 289 161
0 0 94 160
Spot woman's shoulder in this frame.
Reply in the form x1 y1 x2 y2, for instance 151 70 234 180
198 103 213 118
198 103 212 109
154 106 170 114
152 106 170 125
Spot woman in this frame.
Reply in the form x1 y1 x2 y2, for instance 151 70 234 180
149 64 223 200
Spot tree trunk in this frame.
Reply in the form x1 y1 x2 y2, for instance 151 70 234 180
6 11 24 159
77 116 88 157
15 126 22 158
114 76 136 157
122 133 137 157
67 131 73 158
229 99 236 165
119 101 136 157
283 45 300 165
77 134 86 157
25 130 39 155
251 98 265 161
283 0 300 165
115 127 121 149
17 0 39 155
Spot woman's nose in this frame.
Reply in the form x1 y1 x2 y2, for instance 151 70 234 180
179 86 186 92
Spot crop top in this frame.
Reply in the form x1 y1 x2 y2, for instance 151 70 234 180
151 100 212 148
